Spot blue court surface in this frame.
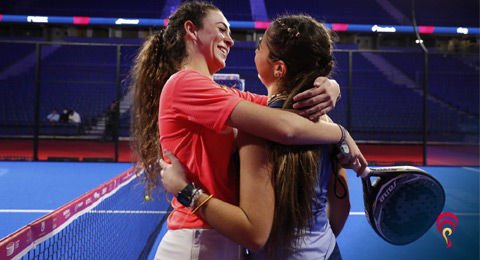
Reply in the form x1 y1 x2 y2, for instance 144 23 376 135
0 161 133 239
0 162 478 260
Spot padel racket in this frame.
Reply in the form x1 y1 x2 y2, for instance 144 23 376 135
355 166 445 245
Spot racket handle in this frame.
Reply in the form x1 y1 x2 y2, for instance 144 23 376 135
351 162 371 178
359 167 371 178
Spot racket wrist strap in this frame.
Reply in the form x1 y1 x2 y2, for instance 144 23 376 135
336 124 346 143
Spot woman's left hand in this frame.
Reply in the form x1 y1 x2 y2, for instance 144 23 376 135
159 150 189 196
292 77 340 120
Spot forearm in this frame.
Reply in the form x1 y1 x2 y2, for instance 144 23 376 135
163 179 269 251
194 193 270 252
327 167 350 237
195 132 274 252
160 143 273 252
227 100 342 145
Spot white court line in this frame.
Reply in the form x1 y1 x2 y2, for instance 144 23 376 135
349 211 480 216
90 210 169 214
2 210 365 215
350 212 365 215
0 209 168 214
463 167 480 172
0 209 53 213
2 209 478 216
451 212 480 216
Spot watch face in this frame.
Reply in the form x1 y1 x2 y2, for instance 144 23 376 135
340 143 351 158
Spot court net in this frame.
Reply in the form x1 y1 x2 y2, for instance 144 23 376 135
0 168 171 260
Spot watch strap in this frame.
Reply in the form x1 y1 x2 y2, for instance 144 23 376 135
336 124 351 158
177 183 195 207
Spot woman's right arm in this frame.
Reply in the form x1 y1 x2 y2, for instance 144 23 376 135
227 100 368 173
326 165 350 237
197 131 274 251
228 100 341 145
160 135 275 252
241 77 341 119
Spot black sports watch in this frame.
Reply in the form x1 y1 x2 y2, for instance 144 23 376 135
177 183 195 207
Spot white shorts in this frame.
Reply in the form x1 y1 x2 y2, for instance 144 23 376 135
154 228 245 260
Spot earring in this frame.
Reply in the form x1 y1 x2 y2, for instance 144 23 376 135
274 72 281 77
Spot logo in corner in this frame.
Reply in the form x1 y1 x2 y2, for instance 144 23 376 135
436 212 458 248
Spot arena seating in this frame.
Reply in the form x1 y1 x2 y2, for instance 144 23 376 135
379 49 479 115
4 0 478 26
264 0 397 25
0 37 478 142
3 45 478 140
0 0 478 142
3 0 168 18
391 0 479 27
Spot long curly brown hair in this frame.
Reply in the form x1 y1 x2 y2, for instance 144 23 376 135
263 14 335 258
129 1 220 196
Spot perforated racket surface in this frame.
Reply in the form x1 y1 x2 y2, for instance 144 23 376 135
361 166 445 245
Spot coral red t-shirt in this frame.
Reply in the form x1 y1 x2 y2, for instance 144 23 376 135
159 69 267 229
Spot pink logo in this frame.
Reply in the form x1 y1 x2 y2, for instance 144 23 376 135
436 212 458 248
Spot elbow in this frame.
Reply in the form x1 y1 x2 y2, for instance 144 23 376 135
245 238 268 253
242 232 269 252
248 246 264 253
272 122 300 145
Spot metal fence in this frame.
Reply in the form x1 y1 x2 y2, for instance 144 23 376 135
0 40 478 162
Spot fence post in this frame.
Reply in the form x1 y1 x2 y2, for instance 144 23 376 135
33 43 42 161
114 45 122 162
423 52 429 165
347 51 353 130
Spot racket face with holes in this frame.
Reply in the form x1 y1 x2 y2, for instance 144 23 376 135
362 167 445 245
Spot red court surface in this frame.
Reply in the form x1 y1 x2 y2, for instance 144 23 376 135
0 139 478 166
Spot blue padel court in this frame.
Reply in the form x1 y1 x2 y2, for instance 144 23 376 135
0 161 478 260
